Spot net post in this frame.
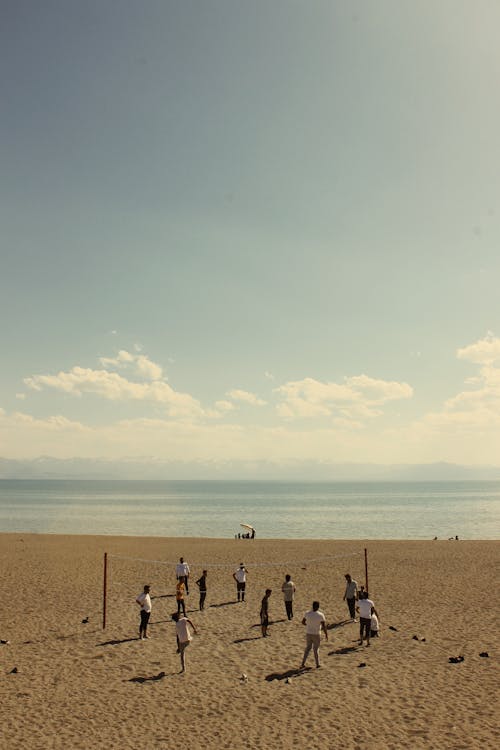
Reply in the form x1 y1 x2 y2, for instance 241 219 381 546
103 552 108 630
364 547 369 593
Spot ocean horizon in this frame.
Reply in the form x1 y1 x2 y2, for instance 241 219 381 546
1 478 499 540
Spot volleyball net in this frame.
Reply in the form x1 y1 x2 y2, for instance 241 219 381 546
101 548 369 629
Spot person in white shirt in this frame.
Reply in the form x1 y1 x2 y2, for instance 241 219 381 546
370 612 380 638
343 573 358 621
281 574 296 620
356 591 379 646
300 601 328 669
233 563 248 602
172 612 197 673
176 557 191 594
135 584 152 640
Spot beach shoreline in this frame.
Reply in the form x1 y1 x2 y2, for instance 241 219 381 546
1 534 498 749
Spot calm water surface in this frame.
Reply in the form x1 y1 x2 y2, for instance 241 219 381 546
0 479 499 539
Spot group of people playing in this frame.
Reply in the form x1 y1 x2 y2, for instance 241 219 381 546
135 559 379 672
343 573 380 646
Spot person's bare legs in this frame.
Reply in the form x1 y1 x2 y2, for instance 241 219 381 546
313 640 320 667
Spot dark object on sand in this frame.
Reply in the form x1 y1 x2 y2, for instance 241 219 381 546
412 635 419 640
479 652 489 658
358 662 367 668
81 617 89 624
1 639 10 645
9 667 18 674
388 626 398 631
448 656 464 663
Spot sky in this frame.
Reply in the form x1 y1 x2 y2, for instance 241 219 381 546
2 0 500 476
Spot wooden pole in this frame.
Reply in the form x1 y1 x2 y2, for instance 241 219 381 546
103 552 108 630
364 547 369 594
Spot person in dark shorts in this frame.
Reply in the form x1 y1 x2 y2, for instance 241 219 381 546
281 574 296 620
260 589 272 637
135 584 152 640
176 577 186 616
196 570 207 611
233 563 248 602
343 573 358 621
356 591 379 647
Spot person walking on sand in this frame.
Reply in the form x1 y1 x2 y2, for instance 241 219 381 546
356 591 379 647
176 557 191 594
343 573 358 621
260 589 272 637
172 612 197 673
176 577 187 616
233 563 248 602
281 574 296 620
196 570 207 611
300 601 328 669
135 584 152 640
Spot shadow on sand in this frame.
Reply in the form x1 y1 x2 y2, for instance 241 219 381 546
328 645 360 656
233 636 262 644
127 671 171 683
97 637 139 647
265 667 311 682
327 619 352 630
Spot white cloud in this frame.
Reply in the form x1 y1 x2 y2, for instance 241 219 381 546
99 349 163 381
226 389 267 406
457 332 500 365
15 393 26 400
24 366 203 418
1 409 87 432
135 355 163 381
214 400 236 412
390 334 500 459
274 375 413 420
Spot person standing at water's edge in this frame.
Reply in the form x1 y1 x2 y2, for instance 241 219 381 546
135 585 152 640
343 573 358 621
282 574 296 620
260 589 272 637
233 563 248 602
301 601 328 669
176 557 190 594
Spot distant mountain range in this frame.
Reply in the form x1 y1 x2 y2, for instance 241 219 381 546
2 456 500 481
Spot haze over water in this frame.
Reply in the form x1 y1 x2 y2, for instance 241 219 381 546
0 480 499 540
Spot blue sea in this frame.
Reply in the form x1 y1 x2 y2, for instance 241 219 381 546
0 479 499 539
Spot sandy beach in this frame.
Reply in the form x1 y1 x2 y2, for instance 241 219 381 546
0 534 498 749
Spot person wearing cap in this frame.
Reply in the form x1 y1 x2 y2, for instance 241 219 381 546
300 601 328 669
260 589 272 637
233 563 248 602
135 584 152 640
